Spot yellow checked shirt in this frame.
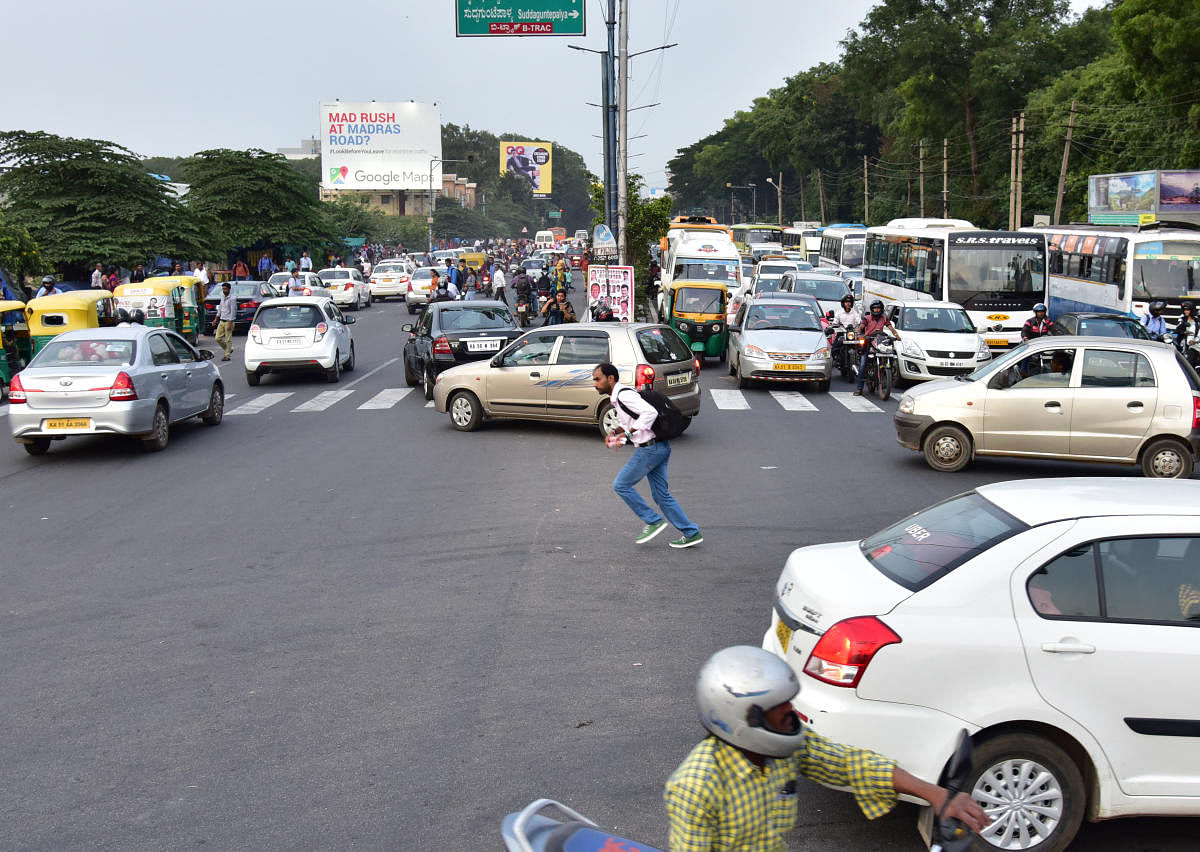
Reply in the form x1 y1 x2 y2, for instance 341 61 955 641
663 734 897 852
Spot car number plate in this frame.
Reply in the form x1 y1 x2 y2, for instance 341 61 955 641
466 339 502 352
774 619 793 653
44 418 91 430
985 338 1007 346
942 361 966 368
773 363 805 371
272 337 304 346
666 372 691 387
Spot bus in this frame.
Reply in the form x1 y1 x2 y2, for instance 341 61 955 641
782 226 821 265
731 223 783 254
861 218 1046 349
816 225 867 270
659 215 733 255
1023 223 1200 326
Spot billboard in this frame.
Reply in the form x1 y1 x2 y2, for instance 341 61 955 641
500 141 552 197
320 101 441 191
1160 170 1200 212
1088 171 1157 215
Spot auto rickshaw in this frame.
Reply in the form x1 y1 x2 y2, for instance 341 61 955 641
114 277 203 342
1 299 31 396
24 290 118 355
663 280 728 361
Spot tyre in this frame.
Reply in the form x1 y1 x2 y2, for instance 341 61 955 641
735 360 750 389
719 347 727 363
598 402 621 436
922 423 972 472
326 351 342 383
345 342 356 372
407 303 417 315
23 438 51 456
968 733 1085 852
876 363 892 401
839 353 853 382
1141 437 1194 478
364 292 372 307
727 353 736 376
201 383 224 425
863 364 876 394
246 370 260 387
449 391 482 431
141 403 170 452
403 355 420 387
423 367 435 401
817 378 831 392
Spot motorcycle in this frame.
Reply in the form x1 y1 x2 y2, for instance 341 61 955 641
502 799 663 852
515 297 531 328
859 332 898 401
927 730 978 852
826 323 859 383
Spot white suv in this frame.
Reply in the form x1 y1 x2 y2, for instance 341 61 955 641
762 478 1200 852
244 297 356 385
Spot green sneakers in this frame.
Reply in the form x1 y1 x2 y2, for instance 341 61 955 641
636 520 669 544
669 531 704 549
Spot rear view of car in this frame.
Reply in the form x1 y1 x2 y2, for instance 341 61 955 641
244 298 355 385
368 262 411 300
406 267 436 314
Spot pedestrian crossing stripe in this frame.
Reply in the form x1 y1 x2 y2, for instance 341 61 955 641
709 389 751 410
226 392 294 415
358 388 411 409
708 388 882 413
769 390 819 412
829 392 884 413
292 390 355 412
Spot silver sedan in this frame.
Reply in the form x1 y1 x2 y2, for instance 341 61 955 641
727 297 833 391
8 326 224 455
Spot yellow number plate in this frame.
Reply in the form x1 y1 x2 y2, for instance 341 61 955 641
985 338 1008 346
773 363 805 371
44 418 91 430
775 619 793 652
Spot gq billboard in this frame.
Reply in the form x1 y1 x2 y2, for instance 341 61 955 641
500 141 552 198
320 101 441 191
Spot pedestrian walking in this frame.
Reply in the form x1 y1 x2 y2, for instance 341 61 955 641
286 268 306 297
299 250 313 272
257 253 275 281
91 263 104 289
232 258 250 280
193 262 210 287
130 263 147 283
592 362 703 548
212 281 237 361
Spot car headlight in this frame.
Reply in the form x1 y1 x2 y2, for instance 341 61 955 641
678 321 690 331
977 340 992 358
901 339 924 358
711 323 722 333
811 346 830 359
898 395 915 414
745 344 766 358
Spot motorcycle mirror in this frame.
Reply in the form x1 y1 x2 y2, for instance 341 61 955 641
944 729 973 792
826 310 835 318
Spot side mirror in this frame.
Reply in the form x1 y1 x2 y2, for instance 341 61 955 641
198 349 215 360
401 323 414 333
344 315 356 324
825 310 835 319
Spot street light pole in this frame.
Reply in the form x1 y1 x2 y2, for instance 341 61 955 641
726 183 756 223
766 174 783 226
428 156 467 253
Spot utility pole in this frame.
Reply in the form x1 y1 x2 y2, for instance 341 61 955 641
863 155 869 224
799 175 806 222
606 3 618 231
817 170 826 223
1015 111 1026 229
616 0 629 265
601 52 614 231
1053 100 1077 226
1008 115 1018 230
918 139 925 217
942 138 948 217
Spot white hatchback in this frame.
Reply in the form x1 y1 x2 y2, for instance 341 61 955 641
244 297 356 385
885 300 992 381
762 478 1200 852
317 267 371 309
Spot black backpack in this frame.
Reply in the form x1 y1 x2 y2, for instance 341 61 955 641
616 388 689 441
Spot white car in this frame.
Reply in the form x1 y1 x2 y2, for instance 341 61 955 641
267 271 328 298
405 266 439 314
317 267 371 309
762 478 1200 852
885 300 991 381
368 260 413 300
244 297 357 385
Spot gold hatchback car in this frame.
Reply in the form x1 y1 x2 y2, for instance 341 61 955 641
432 322 702 433
895 336 1200 477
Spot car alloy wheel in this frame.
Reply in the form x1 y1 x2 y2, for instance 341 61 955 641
201 384 224 425
142 404 170 452
598 402 621 436
449 391 482 431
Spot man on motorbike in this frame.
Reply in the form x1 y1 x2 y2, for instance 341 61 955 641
853 300 898 396
1020 303 1054 341
1141 300 1168 339
664 646 989 852
1176 301 1199 367
831 293 861 330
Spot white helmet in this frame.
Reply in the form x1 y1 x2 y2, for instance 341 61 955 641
696 646 805 758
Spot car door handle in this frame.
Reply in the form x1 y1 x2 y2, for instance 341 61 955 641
1044 401 1062 411
1041 641 1095 654
1126 401 1144 410
529 372 541 378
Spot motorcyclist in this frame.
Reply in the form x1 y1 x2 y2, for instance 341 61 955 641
830 294 861 330
1020 303 1054 341
664 646 988 852
1176 301 1199 367
854 300 898 396
34 275 60 298
1141 300 1168 339
428 270 454 304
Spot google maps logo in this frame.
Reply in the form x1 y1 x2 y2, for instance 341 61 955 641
329 166 349 184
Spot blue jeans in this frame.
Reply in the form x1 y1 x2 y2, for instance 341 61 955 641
612 441 699 536
856 352 871 390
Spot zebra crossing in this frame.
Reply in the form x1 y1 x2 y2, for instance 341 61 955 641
709 388 885 413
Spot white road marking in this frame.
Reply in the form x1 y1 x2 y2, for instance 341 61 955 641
342 356 399 389
358 388 411 410
424 401 434 408
709 389 750 410
830 392 883 413
0 407 7 418
226 392 294 416
769 390 819 411
292 390 355 412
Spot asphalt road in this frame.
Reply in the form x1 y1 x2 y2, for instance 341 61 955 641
0 291 1195 851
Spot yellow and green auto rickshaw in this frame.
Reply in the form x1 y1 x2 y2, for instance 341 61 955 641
114 278 201 340
1 299 31 396
663 280 729 361
25 290 118 355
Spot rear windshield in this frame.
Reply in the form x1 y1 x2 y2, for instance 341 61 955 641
861 492 1028 591
637 327 694 364
438 306 515 330
319 270 351 280
1076 317 1149 339
208 284 259 300
36 339 135 367
789 278 848 301
255 305 324 328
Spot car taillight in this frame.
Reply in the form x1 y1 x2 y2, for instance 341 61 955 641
694 357 702 373
408 281 414 292
8 374 27 403
433 336 453 355
1193 396 1200 430
635 363 655 390
803 616 901 688
242 300 260 311
109 371 138 401
315 321 328 341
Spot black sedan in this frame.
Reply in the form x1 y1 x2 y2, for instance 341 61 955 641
401 300 524 400
203 281 278 332
1048 312 1151 339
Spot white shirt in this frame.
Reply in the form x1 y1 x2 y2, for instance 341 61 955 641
492 268 506 291
299 256 312 271
611 382 658 445
194 266 210 285
832 307 861 329
91 268 103 288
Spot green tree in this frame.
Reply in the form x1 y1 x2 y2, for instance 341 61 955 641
0 209 46 292
0 131 209 279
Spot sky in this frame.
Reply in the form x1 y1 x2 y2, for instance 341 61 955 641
4 0 1103 189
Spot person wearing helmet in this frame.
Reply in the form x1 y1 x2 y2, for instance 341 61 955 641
665 646 988 851
831 293 860 330
35 275 60 299
1141 300 1168 338
853 300 897 396
1021 303 1053 342
1176 302 1199 366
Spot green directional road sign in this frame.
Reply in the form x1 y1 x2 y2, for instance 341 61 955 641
456 0 585 37
547 210 562 218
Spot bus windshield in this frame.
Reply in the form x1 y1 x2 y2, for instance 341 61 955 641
746 228 781 244
675 260 739 282
841 240 864 268
1132 240 1200 299
948 246 1045 308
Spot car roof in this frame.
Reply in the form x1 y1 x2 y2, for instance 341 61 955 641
1058 312 1136 320
54 325 162 340
1025 334 1170 352
432 300 508 309
978 478 1200 525
259 296 333 306
784 272 847 282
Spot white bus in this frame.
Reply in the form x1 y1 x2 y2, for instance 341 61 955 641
1024 224 1200 326
862 218 1046 349
816 225 867 271
782 226 821 265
